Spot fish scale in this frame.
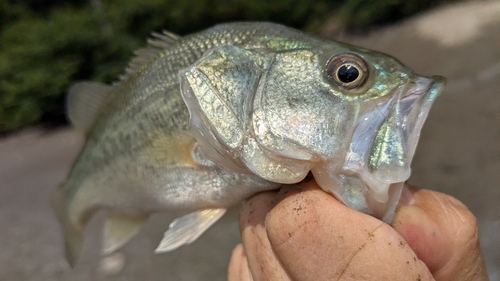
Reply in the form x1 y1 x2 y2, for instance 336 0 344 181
52 22 445 266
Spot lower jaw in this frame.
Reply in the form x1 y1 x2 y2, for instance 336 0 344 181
310 164 405 223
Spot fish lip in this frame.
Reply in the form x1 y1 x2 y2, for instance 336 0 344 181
402 75 446 103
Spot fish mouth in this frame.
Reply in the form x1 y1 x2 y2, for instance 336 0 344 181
313 75 446 222
395 76 446 163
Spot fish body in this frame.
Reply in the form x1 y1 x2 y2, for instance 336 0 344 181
52 22 445 265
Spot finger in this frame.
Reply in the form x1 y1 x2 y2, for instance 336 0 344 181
239 191 292 281
228 243 253 281
393 185 488 281
265 180 434 281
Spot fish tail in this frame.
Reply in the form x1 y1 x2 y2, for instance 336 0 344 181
50 183 83 267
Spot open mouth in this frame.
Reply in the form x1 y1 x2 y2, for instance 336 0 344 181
399 76 446 162
313 75 446 222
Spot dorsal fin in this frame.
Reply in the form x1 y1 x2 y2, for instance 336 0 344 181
66 81 113 134
148 30 180 47
117 30 180 83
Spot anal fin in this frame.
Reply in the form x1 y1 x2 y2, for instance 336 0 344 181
155 208 226 253
102 213 147 255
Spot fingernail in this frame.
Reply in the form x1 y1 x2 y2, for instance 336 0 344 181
400 185 415 205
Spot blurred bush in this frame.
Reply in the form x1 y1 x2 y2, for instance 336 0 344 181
0 0 459 133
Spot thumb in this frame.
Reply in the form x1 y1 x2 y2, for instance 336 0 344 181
392 185 488 281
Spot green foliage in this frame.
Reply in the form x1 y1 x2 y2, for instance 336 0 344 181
0 0 460 132
338 0 458 27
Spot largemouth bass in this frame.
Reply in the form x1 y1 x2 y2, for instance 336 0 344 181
51 22 445 266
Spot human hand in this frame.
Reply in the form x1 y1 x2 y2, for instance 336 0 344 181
228 180 488 281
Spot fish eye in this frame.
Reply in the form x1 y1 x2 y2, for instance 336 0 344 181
326 53 368 90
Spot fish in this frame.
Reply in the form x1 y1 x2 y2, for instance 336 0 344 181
51 22 445 266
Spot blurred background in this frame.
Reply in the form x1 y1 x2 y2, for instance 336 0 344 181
0 0 499 280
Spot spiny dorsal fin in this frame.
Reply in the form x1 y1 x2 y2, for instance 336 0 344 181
148 30 180 47
118 30 180 83
67 81 113 134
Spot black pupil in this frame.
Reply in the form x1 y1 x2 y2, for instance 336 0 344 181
337 65 359 83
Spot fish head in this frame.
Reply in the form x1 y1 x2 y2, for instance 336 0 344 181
179 40 445 222
311 46 446 221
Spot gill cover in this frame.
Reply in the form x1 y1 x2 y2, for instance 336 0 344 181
179 45 355 184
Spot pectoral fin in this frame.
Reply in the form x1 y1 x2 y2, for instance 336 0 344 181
102 213 148 255
155 208 227 253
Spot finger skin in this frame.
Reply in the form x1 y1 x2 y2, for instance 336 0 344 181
265 181 433 281
238 191 292 281
392 186 488 281
228 244 253 281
